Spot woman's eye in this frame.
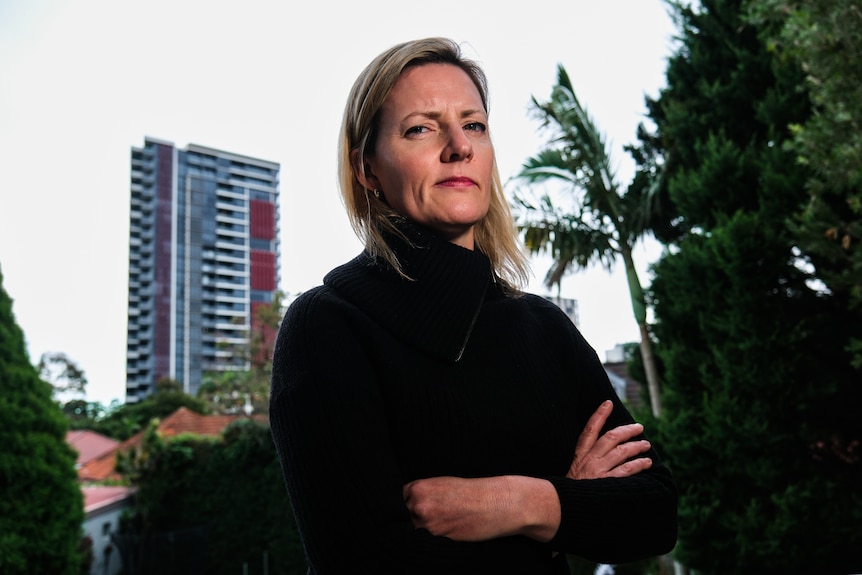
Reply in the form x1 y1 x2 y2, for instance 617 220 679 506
405 125 429 136
465 122 487 133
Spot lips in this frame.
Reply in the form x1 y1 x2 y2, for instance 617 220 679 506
437 177 476 187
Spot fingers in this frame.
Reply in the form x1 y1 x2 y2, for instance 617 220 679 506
574 400 613 457
593 422 647 458
605 438 652 473
568 400 654 480
592 423 651 475
606 453 653 478
569 438 652 479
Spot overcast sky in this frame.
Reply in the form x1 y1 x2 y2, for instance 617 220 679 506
0 0 677 405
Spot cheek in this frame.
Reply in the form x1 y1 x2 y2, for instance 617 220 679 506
477 145 495 181
376 156 427 199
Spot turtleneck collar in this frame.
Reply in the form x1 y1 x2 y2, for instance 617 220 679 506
323 221 494 362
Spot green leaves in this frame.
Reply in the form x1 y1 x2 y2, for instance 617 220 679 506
512 64 629 286
645 1 862 571
38 351 88 400
0 264 84 575
119 419 306 574
514 61 666 416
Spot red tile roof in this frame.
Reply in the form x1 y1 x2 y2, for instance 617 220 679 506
66 430 120 467
75 407 267 482
157 406 259 437
81 485 135 517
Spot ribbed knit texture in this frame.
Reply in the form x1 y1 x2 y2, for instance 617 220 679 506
269 223 677 574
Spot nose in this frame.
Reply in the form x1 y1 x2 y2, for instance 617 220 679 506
441 128 473 162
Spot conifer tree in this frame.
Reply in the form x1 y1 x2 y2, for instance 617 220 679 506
748 0 862 367
636 1 862 572
0 264 84 574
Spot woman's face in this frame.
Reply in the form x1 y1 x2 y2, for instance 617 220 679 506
361 63 494 250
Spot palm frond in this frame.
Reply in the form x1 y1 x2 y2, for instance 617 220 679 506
510 63 654 289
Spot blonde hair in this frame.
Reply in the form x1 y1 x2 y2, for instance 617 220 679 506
337 37 529 291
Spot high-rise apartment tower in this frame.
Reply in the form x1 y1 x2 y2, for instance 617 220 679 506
126 137 280 402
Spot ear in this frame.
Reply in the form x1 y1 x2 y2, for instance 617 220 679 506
350 148 381 191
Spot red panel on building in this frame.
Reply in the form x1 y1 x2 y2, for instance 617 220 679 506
251 250 277 291
250 200 275 240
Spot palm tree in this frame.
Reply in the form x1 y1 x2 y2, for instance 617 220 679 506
512 64 663 417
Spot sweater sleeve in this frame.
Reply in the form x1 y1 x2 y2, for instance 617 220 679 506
542 318 678 564
269 289 556 574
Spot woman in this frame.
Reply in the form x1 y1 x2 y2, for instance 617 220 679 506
269 37 677 574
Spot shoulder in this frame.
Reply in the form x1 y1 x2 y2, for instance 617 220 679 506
271 284 371 397
281 253 374 325
520 292 571 313
280 284 359 338
284 285 334 317
505 292 578 328
505 292 596 355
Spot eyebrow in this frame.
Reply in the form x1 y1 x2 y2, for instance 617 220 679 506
401 108 487 123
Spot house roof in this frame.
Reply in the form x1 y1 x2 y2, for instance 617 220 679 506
156 406 264 437
81 485 135 518
75 407 267 483
66 429 120 467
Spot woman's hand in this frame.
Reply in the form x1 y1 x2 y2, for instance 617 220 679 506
402 400 652 544
403 475 560 543
567 400 652 480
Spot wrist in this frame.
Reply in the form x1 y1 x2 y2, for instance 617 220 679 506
503 475 561 543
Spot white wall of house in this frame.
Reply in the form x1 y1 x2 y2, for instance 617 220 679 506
82 498 131 575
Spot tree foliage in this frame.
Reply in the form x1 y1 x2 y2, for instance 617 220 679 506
91 378 207 440
512 66 665 416
636 0 862 572
116 418 306 575
62 398 111 428
0 264 84 574
747 0 862 367
38 351 88 401
198 291 285 415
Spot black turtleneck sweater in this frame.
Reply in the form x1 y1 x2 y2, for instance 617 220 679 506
269 224 677 574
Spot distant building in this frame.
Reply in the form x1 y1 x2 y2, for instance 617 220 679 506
67 429 119 469
68 413 266 575
126 137 280 402
66 431 134 575
603 344 645 410
81 485 133 575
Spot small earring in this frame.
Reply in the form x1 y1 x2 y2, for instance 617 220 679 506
373 188 380 198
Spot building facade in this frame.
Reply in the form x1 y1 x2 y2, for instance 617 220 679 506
126 137 280 402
